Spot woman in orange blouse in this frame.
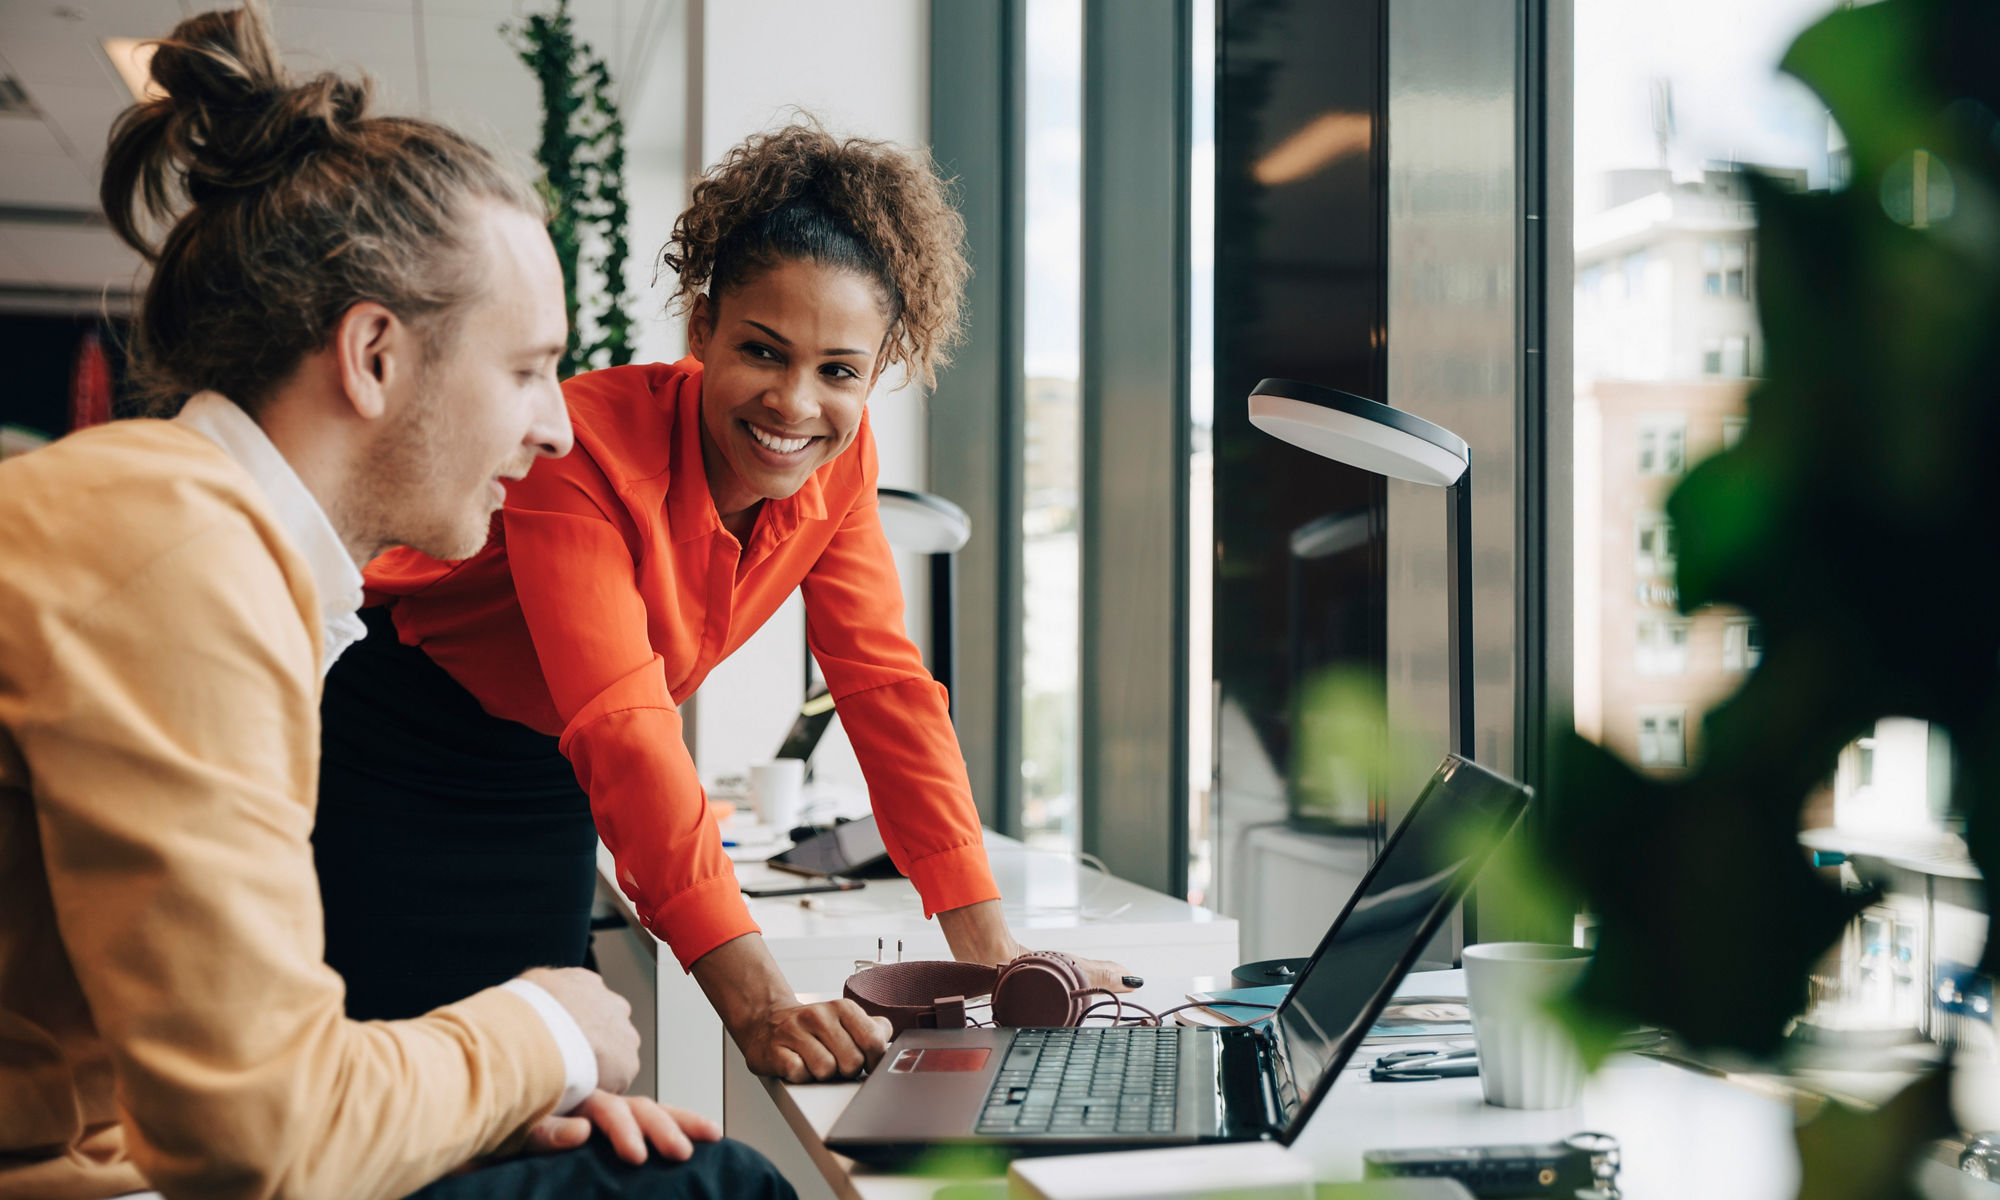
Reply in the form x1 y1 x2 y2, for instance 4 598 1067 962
313 123 1132 1083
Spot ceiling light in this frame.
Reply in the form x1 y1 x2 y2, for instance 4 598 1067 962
102 38 162 103
1252 112 1372 187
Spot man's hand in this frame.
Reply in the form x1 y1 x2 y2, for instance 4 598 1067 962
937 898 1142 994
518 966 641 1096
689 933 892 1083
735 997 892 1083
525 1091 720 1165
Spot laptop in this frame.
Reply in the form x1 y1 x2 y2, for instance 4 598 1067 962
826 753 1531 1163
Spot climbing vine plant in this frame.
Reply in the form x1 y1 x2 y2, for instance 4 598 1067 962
506 0 634 376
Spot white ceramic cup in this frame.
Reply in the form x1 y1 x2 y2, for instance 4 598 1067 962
749 759 806 832
1463 941 1592 1109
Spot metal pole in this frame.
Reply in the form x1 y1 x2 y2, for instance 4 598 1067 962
931 550 957 721
1447 460 1475 763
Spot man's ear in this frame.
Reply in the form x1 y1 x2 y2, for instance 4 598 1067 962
687 293 716 364
332 301 408 422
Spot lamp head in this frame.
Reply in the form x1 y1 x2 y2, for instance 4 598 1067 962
877 487 972 554
1248 379 1468 487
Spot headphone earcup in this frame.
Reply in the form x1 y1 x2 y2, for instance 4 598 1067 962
990 951 1095 1027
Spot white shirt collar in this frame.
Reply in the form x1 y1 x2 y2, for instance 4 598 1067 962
174 392 368 675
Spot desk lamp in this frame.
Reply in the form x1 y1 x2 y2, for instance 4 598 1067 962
1247 378 1474 762
876 487 973 718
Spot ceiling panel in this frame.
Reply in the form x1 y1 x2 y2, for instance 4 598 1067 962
0 150 97 207
0 230 43 286
0 30 125 90
0 116 72 157
24 82 133 170
4 226 143 291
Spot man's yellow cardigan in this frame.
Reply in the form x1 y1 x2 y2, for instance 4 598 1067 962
0 420 565 1200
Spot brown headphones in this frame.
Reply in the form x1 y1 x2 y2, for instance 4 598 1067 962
844 951 1155 1034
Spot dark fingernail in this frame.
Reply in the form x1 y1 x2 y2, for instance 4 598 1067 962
1122 975 1144 988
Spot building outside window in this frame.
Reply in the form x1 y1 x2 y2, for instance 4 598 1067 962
1571 0 1944 829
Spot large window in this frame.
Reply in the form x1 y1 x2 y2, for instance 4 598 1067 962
1570 0 1944 828
1019 0 1084 850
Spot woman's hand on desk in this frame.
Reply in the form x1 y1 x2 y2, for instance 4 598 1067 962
691 931 892 1083
526 1091 720 1164
938 898 1141 994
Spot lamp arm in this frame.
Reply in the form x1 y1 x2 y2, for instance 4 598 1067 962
1446 460 1475 763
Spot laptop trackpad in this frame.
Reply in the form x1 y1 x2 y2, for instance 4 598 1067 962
830 1028 1012 1145
888 1046 993 1073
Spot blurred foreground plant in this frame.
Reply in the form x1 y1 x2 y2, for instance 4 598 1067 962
1525 0 2000 1193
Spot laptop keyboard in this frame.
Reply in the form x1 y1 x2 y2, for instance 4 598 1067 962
976 1027 1180 1136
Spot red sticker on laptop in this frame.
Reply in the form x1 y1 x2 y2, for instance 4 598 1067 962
887 1048 993 1073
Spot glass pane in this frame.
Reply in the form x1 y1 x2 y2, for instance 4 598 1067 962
1187 0 1217 906
1573 0 1820 777
1020 0 1083 850
1570 0 1946 834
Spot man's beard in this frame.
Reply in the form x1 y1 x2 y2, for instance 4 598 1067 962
340 376 486 564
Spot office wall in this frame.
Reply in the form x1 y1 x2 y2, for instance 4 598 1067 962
680 0 935 792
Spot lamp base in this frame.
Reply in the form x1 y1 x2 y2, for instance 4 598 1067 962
1231 957 1309 990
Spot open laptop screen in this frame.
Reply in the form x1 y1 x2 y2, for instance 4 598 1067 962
1268 755 1531 1140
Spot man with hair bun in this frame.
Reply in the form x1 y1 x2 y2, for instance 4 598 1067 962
0 4 792 1199
317 120 1138 1083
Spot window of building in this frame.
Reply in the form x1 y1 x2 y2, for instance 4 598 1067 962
1621 251 1648 299
1636 616 1692 675
1722 618 1762 671
1636 414 1687 476
1637 707 1688 769
1701 240 1723 296
1722 416 1748 449
1722 334 1750 377
1702 339 1723 375
1636 513 1677 577
1725 241 1749 297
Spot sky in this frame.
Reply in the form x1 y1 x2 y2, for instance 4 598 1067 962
1574 0 1847 213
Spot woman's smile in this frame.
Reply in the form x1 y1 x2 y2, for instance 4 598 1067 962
742 419 824 461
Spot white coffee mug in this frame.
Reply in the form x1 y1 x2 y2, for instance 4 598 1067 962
1463 942 1592 1109
749 759 806 831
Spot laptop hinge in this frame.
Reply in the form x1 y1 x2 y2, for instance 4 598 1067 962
1255 1025 1291 1134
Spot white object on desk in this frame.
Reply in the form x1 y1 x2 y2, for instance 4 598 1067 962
751 760 806 830
1007 1142 1311 1200
1461 943 1591 1109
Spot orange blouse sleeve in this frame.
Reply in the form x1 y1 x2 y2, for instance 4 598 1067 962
802 431 1001 918
501 455 757 971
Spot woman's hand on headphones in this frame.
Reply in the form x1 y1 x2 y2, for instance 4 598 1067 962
938 899 1142 994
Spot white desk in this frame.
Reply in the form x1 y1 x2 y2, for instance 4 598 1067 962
590 830 1240 1136
755 972 2000 1200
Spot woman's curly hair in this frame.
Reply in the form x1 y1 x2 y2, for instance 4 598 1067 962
661 119 969 390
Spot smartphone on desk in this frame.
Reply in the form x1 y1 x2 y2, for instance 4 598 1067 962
740 877 868 899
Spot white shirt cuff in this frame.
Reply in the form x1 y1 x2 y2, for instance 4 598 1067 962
500 979 599 1114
